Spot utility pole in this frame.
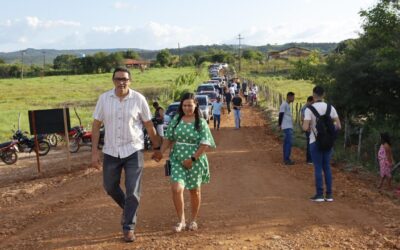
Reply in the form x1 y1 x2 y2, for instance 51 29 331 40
237 34 244 72
20 50 26 80
178 43 181 67
42 51 46 77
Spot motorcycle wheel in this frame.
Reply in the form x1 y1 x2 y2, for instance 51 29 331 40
1 150 18 165
69 137 80 153
47 134 58 147
37 141 51 156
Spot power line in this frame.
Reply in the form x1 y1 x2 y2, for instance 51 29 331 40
20 50 26 80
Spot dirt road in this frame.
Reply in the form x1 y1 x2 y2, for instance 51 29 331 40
0 104 399 249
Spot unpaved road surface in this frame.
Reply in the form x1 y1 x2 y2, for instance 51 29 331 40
1 104 400 249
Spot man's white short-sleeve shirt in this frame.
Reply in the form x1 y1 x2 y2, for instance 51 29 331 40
93 88 152 158
304 102 338 144
279 101 293 130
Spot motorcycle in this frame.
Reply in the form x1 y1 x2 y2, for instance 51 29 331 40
0 140 19 165
12 130 51 156
68 125 105 153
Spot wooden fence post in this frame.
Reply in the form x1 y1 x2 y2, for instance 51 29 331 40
344 114 350 149
357 127 364 161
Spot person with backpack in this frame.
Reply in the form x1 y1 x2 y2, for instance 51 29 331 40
279 92 295 165
302 86 341 202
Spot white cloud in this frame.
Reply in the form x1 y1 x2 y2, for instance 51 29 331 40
114 1 136 11
92 25 133 34
0 19 13 27
232 19 363 46
18 36 28 44
26 16 80 29
88 22 213 49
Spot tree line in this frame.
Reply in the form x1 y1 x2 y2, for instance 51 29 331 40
0 47 267 78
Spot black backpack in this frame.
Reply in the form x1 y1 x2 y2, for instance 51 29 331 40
308 104 336 151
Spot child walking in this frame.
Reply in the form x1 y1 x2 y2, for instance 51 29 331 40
378 132 394 189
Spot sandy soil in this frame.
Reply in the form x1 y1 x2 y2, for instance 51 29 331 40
0 104 399 250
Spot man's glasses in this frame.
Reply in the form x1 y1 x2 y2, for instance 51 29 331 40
113 77 130 82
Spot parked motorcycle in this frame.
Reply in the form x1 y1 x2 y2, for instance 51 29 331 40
0 140 19 165
12 130 51 156
68 125 105 153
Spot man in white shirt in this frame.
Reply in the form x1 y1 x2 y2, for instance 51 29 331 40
229 85 235 96
212 97 223 130
232 81 238 95
279 92 295 165
91 67 160 242
303 86 341 202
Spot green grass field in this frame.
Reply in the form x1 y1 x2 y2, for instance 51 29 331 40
242 73 314 104
0 67 208 141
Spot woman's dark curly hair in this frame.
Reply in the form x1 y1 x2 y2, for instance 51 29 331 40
380 132 392 146
173 92 201 131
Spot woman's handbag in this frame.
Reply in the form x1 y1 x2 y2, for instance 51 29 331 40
164 160 171 176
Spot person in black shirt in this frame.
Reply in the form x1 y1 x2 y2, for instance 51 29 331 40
224 86 232 114
232 93 243 129
152 102 165 137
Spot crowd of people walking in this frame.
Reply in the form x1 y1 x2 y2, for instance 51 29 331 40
89 67 398 243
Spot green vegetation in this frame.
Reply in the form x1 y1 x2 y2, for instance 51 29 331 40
250 0 400 176
0 67 208 141
243 73 314 104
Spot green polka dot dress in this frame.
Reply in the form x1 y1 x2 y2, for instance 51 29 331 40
165 116 216 190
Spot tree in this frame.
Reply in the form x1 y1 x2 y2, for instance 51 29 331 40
179 54 196 66
242 49 264 61
123 50 141 60
156 49 172 67
0 58 5 64
107 52 124 70
93 52 109 73
53 54 77 70
290 51 324 81
323 0 400 123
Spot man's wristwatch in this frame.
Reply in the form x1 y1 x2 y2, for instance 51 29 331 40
191 156 196 162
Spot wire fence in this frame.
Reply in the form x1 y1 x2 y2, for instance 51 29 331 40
259 84 305 128
255 82 400 178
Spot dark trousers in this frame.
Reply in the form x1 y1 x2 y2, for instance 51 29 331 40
283 128 293 162
213 114 221 129
306 132 312 162
310 143 332 196
103 151 144 232
226 100 231 113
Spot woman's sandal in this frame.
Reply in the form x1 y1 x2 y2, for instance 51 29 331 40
174 222 186 233
188 221 198 231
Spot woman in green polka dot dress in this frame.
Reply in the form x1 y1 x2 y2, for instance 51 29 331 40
152 93 215 233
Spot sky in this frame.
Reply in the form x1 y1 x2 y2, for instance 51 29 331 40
0 0 378 52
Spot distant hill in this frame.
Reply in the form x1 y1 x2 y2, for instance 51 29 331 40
0 43 338 65
0 48 150 65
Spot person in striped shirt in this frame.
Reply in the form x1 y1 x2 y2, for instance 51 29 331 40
91 66 161 242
